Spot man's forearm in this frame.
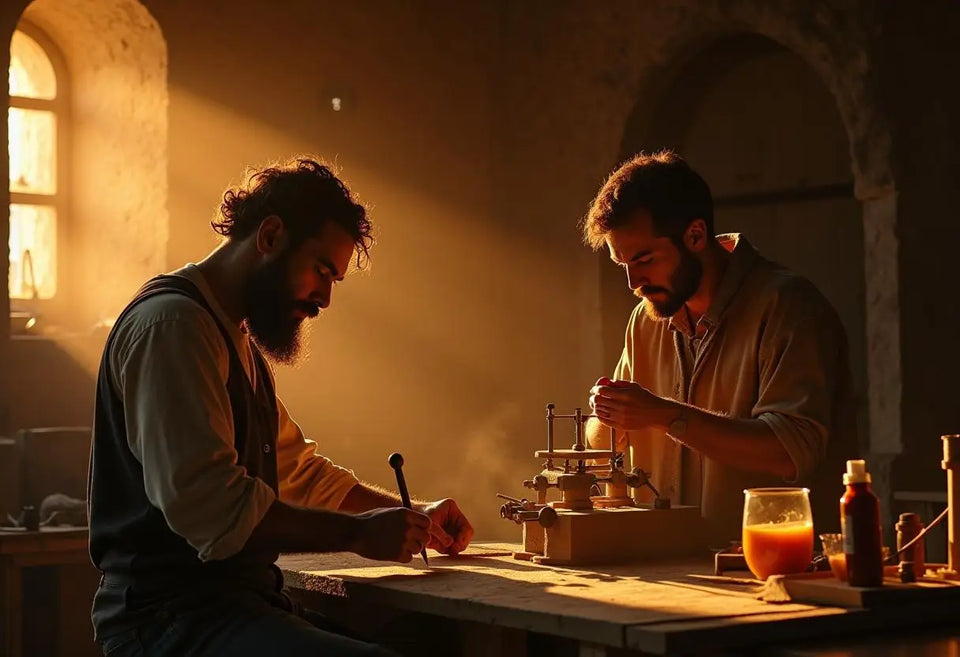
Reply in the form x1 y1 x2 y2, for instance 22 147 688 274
649 400 797 480
338 481 410 513
245 499 360 554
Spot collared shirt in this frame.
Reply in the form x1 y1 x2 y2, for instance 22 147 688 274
614 234 858 542
107 264 360 562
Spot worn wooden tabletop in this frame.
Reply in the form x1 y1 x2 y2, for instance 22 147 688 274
0 526 87 555
279 543 950 654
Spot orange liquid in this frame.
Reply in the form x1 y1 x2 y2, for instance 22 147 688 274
827 553 848 581
742 522 814 580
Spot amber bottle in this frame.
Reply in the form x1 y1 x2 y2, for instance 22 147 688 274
840 459 884 587
895 512 925 576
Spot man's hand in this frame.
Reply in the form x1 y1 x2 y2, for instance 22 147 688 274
589 377 669 431
349 507 431 563
418 498 474 555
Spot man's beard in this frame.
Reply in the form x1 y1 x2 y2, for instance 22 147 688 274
243 255 316 365
637 246 703 320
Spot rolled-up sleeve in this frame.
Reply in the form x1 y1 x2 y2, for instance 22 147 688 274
275 398 359 510
113 300 276 562
753 283 846 482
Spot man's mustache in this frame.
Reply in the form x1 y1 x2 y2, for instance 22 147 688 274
293 300 321 317
636 286 668 298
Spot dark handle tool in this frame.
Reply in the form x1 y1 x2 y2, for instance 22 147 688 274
388 452 429 567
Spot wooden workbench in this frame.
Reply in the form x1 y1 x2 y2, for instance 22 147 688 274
0 526 96 657
278 543 960 656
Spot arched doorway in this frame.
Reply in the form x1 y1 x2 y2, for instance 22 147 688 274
604 34 868 451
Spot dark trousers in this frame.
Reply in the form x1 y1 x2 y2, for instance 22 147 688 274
98 588 398 657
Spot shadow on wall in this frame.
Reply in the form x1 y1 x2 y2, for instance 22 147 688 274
0 330 104 522
2 332 103 436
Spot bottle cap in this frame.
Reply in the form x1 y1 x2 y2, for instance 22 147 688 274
843 459 871 485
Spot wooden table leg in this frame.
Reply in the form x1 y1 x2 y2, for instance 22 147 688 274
459 621 526 657
578 643 608 657
2 557 23 657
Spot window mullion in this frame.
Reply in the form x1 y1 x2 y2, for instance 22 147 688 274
9 96 56 112
9 192 58 206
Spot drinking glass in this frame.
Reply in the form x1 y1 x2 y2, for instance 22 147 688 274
742 487 814 580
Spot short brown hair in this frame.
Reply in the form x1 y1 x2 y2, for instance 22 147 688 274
581 150 713 250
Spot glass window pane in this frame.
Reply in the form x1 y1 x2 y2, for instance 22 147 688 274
9 30 56 100
9 203 57 299
8 107 57 194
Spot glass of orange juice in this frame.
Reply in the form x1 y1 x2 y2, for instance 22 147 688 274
742 487 814 580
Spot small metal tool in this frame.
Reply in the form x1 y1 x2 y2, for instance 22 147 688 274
388 452 429 567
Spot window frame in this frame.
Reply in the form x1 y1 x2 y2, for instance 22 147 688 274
8 19 70 306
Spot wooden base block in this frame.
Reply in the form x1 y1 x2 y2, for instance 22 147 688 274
776 567 960 608
519 505 705 565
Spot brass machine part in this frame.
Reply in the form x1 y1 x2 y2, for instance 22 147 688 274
543 403 616 467
534 448 616 460
524 404 666 510
523 466 657 509
939 434 960 580
550 472 595 511
539 404 627 510
497 494 559 528
503 402 692 565
521 471 595 511
598 466 664 508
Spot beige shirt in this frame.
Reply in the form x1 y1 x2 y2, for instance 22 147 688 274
107 264 359 562
615 235 858 543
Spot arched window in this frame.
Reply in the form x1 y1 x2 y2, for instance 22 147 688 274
8 24 66 301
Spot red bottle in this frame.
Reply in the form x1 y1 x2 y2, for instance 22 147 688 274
840 459 884 587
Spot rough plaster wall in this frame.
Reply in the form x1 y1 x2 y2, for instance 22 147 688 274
22 0 168 326
143 0 533 541
0 0 166 435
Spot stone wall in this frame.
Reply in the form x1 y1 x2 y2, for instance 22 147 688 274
1 0 958 539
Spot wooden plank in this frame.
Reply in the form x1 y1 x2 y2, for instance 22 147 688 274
626 599 960 655
281 542 960 655
779 572 960 608
279 543 830 649
767 627 960 656
1 556 24 657
11 550 90 568
0 527 87 555
0 527 91 657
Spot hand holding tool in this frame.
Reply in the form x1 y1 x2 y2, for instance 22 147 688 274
389 452 429 567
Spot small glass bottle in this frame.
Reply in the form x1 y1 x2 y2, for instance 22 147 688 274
840 459 884 587
895 512 925 577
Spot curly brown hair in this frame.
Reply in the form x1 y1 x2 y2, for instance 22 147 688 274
212 157 373 268
581 150 713 250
